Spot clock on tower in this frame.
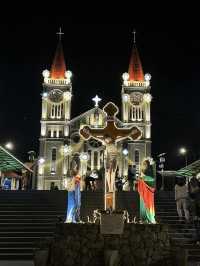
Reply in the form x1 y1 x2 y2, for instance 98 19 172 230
49 89 63 103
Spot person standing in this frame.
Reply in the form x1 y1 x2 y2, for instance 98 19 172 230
89 170 98 191
128 164 136 191
175 177 190 222
188 176 200 221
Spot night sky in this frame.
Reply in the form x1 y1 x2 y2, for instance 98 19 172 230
1 17 200 170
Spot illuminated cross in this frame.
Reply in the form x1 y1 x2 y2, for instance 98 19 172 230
80 102 142 211
56 27 64 41
132 29 136 43
92 95 102 107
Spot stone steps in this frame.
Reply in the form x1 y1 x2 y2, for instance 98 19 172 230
155 192 200 264
0 191 66 260
0 242 35 248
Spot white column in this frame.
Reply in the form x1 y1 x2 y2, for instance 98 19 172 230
97 151 101 170
37 173 44 190
145 102 151 122
63 157 67 175
91 151 94 170
42 98 47 119
145 124 151 139
123 102 129 122
65 98 71 120
41 123 46 137
64 125 69 137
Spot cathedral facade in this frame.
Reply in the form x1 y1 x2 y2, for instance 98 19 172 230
38 34 152 190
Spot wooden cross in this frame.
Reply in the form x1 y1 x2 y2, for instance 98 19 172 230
80 102 141 143
80 102 142 210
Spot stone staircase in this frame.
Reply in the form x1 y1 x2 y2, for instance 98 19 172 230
155 191 200 264
0 190 106 260
0 190 199 264
0 190 139 261
0 191 66 260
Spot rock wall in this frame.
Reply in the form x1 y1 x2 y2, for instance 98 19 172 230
47 223 173 266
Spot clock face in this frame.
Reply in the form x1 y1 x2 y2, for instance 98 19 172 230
130 92 143 105
49 89 63 103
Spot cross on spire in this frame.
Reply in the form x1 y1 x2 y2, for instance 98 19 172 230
56 27 64 41
132 29 136 43
92 95 102 107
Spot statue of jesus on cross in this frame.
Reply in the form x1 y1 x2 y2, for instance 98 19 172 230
80 102 142 210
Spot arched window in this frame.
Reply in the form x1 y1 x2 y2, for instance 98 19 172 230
131 105 143 122
52 148 57 161
55 105 57 117
61 103 64 117
135 150 140 164
51 148 57 174
94 151 98 169
58 105 61 118
51 105 55 117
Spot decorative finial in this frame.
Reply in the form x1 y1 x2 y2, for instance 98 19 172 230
92 95 102 107
132 29 136 43
56 27 64 41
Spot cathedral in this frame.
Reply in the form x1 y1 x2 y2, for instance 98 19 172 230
38 31 152 190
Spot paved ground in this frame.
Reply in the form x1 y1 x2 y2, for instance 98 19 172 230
0 261 34 266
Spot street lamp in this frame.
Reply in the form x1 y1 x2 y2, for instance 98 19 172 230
179 147 188 166
63 145 72 156
122 149 129 178
38 157 45 165
122 148 129 156
5 142 14 150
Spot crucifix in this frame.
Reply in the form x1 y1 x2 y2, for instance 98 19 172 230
80 102 142 210
56 27 64 41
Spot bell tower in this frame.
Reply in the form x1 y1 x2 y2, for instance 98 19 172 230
121 31 152 170
38 29 73 190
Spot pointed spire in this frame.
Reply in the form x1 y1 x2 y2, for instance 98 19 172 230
128 30 144 81
50 29 66 79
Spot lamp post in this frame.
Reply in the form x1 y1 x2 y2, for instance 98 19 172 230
179 147 188 167
37 157 45 189
63 145 72 176
158 153 166 190
122 148 129 178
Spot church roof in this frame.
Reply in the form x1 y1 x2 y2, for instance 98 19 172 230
67 107 126 128
158 159 200 178
50 40 66 79
128 44 144 81
0 146 33 173
67 108 104 125
177 159 200 178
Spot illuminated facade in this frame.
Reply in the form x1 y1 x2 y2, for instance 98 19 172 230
38 33 152 190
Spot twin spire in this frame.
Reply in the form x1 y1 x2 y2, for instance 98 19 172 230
128 30 144 82
49 29 144 82
50 28 66 79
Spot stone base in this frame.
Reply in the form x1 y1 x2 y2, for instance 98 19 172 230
48 223 173 266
